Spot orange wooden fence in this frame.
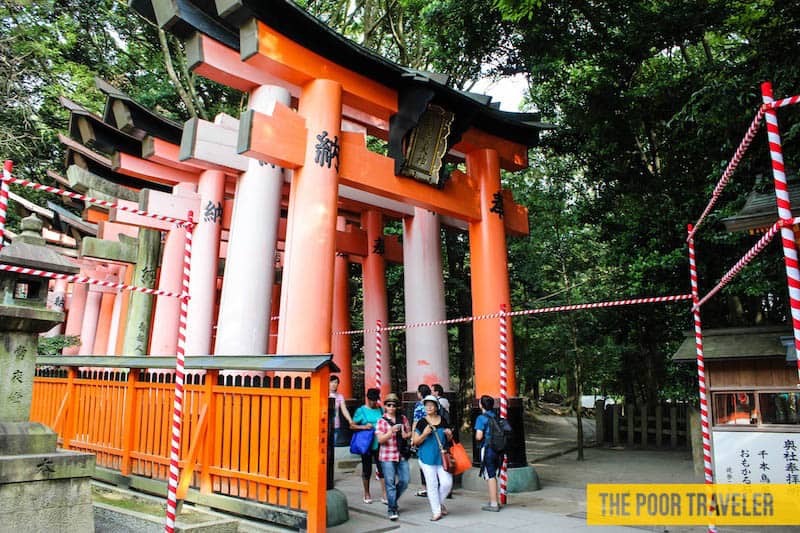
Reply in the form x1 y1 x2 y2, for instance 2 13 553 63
30 355 334 532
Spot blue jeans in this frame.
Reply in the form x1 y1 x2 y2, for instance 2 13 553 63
381 459 409 513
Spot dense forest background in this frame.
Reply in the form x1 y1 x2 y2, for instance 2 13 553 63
2 0 799 408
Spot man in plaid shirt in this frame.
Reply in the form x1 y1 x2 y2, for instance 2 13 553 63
376 393 412 520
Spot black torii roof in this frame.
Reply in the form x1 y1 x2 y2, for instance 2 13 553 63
96 78 184 146
129 0 547 148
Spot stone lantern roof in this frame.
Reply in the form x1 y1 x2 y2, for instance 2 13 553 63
0 215 79 274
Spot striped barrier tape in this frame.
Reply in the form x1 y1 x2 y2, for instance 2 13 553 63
375 319 382 392
762 82 800 383
694 219 783 309
1 172 189 226
332 294 693 335
0 161 10 250
687 225 718 533
0 263 188 299
165 211 194 533
767 94 800 109
498 304 509 505
688 105 767 240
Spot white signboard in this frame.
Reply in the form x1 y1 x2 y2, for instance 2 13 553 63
713 431 799 484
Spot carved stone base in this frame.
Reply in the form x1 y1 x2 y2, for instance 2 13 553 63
0 422 95 533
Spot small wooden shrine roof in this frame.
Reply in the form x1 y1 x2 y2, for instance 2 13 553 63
673 326 793 362
722 181 800 234
130 0 546 147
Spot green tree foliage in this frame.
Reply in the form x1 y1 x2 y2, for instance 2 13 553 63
494 0 800 403
3 0 799 408
0 0 240 231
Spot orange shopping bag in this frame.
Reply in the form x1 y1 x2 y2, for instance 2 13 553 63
449 442 472 475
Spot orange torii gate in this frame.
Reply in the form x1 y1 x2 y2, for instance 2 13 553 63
134 0 545 521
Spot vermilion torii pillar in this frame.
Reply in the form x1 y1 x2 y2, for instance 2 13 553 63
92 265 121 355
215 85 289 355
362 209 390 398
332 218 353 398
468 148 517 399
63 282 88 355
184 170 225 355
403 207 449 390
277 79 342 355
145 184 196 355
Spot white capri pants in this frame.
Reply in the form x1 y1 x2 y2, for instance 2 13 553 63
418 462 453 516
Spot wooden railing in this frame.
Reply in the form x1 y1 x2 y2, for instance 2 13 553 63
595 400 691 449
30 355 334 532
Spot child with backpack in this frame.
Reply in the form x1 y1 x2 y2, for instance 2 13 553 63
474 395 511 512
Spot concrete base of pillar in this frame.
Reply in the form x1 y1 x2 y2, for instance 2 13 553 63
459 465 541 493
326 489 349 527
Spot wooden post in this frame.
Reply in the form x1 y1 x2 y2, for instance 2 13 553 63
61 366 78 450
655 405 663 448
612 404 620 447
594 399 605 446
306 366 330 533
640 403 648 448
200 369 218 495
120 369 139 475
685 404 692 449
670 406 678 448
627 403 635 447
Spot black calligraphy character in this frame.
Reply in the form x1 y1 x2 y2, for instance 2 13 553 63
11 369 23 384
36 458 55 477
203 200 223 224
372 237 385 256
7 391 23 404
490 191 505 218
54 295 65 308
314 131 340 171
14 345 26 361
141 266 157 286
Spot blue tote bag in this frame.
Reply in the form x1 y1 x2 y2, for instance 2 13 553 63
349 428 375 455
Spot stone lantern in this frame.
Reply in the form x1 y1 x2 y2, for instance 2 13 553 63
0 214 95 532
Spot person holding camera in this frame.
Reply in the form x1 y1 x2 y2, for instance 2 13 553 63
375 393 411 521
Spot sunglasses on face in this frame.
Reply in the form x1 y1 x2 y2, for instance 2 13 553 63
385 403 397 407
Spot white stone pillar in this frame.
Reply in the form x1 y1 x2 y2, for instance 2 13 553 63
215 85 290 355
403 208 449 388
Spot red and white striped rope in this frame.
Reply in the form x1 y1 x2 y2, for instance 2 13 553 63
498 304 509 505
768 94 800 109
687 225 717 533
694 219 783 309
762 82 800 383
375 319 382 392
0 172 189 226
0 161 10 250
332 294 692 336
688 105 767 240
165 211 194 533
0 263 187 299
